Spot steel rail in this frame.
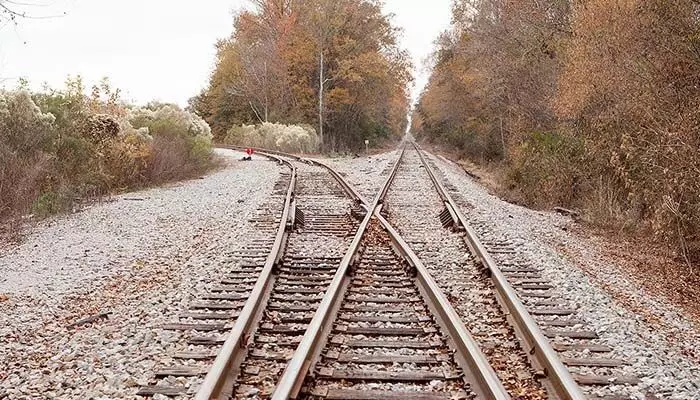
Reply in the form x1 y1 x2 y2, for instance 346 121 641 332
373 209 510 400
272 143 511 400
270 144 406 399
212 144 512 399
195 150 297 400
411 142 587 400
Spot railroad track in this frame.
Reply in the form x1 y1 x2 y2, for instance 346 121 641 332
383 145 551 399
411 146 643 400
231 160 363 398
135 143 638 400
171 146 511 400
297 220 475 399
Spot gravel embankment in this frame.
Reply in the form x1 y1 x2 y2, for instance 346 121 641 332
424 152 700 399
0 149 281 399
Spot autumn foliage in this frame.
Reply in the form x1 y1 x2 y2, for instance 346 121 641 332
415 0 700 263
191 0 412 151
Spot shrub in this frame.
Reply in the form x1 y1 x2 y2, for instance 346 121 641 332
505 131 587 208
130 104 213 139
0 90 55 153
224 122 319 153
0 81 214 221
0 90 57 217
129 104 214 181
32 189 72 217
82 114 121 143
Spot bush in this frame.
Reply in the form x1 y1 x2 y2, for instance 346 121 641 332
130 104 212 139
504 131 586 208
0 90 57 216
224 122 319 153
0 90 55 153
130 104 214 180
0 81 214 221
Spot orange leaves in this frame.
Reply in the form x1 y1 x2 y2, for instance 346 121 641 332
419 0 700 263
326 87 353 108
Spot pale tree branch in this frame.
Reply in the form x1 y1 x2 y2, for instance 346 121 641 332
0 0 66 24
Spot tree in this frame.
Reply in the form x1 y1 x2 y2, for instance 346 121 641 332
416 0 571 160
195 0 412 150
1 1 28 23
418 0 700 263
0 1 65 25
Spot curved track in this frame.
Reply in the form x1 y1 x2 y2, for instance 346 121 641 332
137 151 295 397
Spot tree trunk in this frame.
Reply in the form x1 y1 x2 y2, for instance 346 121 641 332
319 51 324 146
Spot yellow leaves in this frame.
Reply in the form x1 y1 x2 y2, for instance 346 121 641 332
200 0 411 146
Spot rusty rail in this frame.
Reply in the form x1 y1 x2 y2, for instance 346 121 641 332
373 209 510 400
194 150 296 400
217 144 366 206
269 145 406 399
207 144 512 399
411 142 587 400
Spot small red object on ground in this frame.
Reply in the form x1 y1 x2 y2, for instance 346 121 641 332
246 148 254 156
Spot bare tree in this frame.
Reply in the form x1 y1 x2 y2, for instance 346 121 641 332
0 1 28 23
303 0 343 146
0 1 65 26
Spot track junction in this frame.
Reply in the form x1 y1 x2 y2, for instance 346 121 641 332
135 142 647 400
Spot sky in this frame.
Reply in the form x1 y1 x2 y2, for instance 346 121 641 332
0 0 452 106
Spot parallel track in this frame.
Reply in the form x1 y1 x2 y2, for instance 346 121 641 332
272 147 508 400
194 153 363 399
298 220 476 400
189 146 510 400
412 144 641 400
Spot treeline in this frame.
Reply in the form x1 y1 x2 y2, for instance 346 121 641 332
414 0 700 262
1 78 213 220
191 0 412 151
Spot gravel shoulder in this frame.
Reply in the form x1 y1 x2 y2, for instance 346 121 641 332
426 152 700 350
0 149 281 399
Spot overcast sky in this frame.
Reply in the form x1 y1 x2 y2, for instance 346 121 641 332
0 0 452 106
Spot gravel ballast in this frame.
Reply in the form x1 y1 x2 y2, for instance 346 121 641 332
0 149 282 399
383 148 547 399
2 145 699 399
318 150 398 201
